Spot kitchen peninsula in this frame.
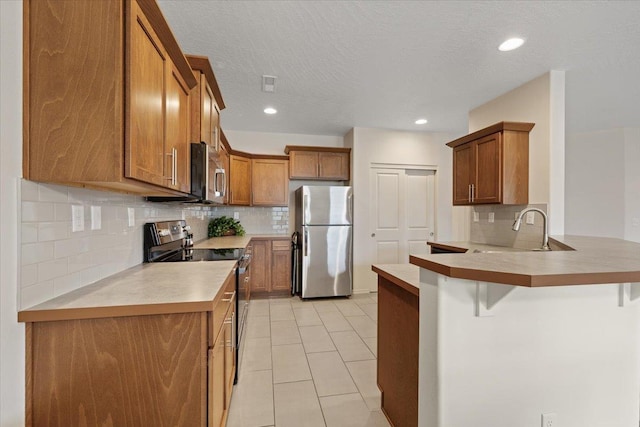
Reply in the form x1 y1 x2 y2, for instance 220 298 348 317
375 235 640 427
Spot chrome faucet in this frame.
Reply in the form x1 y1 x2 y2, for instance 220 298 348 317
512 208 551 251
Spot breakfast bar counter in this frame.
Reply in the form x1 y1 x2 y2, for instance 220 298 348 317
392 235 640 427
412 235 640 286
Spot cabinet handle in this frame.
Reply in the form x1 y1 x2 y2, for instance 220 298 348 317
173 147 177 186
317 163 320 177
224 312 235 349
166 148 177 186
471 184 475 203
468 184 471 203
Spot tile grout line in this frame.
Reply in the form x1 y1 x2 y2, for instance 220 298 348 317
294 300 329 427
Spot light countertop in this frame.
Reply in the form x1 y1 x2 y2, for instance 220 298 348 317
412 235 640 287
427 241 534 253
193 234 289 250
371 264 420 296
18 261 237 322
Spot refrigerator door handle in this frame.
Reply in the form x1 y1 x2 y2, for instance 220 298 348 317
304 228 308 256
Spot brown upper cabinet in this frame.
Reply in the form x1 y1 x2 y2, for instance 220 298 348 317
24 0 197 196
186 55 225 153
447 122 534 205
251 158 290 206
228 153 290 207
229 154 252 206
285 146 351 181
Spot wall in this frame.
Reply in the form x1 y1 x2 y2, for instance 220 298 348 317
19 180 288 309
565 127 640 242
565 128 626 238
224 130 343 156
624 128 640 242
350 127 454 293
468 71 566 235
419 270 640 427
1 1 24 424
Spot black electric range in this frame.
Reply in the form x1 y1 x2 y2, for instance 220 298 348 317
143 220 250 384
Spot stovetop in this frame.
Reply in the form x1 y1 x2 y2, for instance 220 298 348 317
144 220 244 263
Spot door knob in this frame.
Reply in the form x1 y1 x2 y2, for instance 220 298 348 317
371 233 376 237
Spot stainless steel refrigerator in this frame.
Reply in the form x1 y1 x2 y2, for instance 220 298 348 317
292 186 353 298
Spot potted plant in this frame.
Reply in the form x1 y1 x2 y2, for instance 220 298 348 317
208 216 246 238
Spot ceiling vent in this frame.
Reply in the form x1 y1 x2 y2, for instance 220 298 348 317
262 75 277 93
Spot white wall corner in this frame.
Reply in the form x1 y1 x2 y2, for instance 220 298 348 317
0 0 26 425
549 70 566 235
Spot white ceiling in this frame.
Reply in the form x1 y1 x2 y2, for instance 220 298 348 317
158 1 640 137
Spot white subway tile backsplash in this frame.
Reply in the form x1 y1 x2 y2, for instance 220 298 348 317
38 222 69 242
54 237 90 259
37 258 68 282
21 223 38 244
38 184 69 202
21 179 40 201
68 252 95 274
54 203 73 221
21 264 38 287
19 179 290 310
53 272 83 297
21 281 55 309
22 201 55 222
21 242 54 266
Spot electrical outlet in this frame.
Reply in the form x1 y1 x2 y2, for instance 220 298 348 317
234 211 240 220
127 207 135 227
473 212 479 222
526 211 535 225
488 212 495 223
72 205 84 232
541 413 557 427
91 206 101 230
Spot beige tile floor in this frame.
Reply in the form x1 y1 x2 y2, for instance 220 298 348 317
227 293 390 427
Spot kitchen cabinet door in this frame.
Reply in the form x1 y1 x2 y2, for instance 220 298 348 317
250 240 270 293
165 64 191 193
223 302 236 410
201 75 214 146
126 1 167 187
286 146 351 181
252 159 289 206
25 0 197 196
209 339 225 427
448 122 532 206
229 155 251 205
452 143 474 205
473 132 502 204
289 151 319 179
319 152 349 180
271 240 292 292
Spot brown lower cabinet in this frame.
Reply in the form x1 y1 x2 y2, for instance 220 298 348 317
25 273 236 427
249 238 292 295
377 275 419 427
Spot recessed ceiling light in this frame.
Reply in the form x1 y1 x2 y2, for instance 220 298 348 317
498 38 525 52
415 119 428 125
264 107 277 115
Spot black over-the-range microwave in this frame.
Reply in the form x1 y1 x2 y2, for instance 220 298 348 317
147 141 226 204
